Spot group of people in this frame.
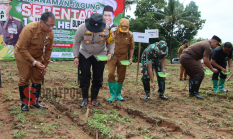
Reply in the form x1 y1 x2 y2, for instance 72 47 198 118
13 11 232 111
179 36 232 99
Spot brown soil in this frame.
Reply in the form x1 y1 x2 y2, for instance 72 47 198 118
0 61 233 139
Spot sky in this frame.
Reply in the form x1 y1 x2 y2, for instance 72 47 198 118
125 0 233 43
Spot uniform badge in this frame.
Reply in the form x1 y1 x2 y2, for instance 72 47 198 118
100 41 103 43
87 36 90 40
99 38 104 40
101 32 105 35
103 29 106 32
86 30 91 33
10 35 13 39
44 36 48 43
126 38 128 39
86 40 90 43
8 26 18 34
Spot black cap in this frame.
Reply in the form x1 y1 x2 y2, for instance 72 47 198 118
211 35 222 46
103 5 114 13
85 13 106 32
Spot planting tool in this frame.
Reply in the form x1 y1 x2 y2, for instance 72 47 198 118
221 70 231 75
157 72 169 77
96 55 109 61
204 69 213 75
120 60 130 65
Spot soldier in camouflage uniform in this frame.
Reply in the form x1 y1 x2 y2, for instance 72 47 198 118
0 0 23 48
141 40 168 100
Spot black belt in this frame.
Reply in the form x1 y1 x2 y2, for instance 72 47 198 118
181 52 192 55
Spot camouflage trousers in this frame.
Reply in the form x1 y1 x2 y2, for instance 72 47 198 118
141 60 165 83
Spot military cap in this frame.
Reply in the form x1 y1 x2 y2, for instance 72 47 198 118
211 35 221 46
0 0 11 3
156 40 168 55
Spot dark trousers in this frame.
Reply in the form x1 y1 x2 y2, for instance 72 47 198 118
79 53 105 89
180 54 204 79
212 64 227 80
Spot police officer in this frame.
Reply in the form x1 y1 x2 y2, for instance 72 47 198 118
141 40 169 100
14 12 55 111
178 39 189 81
107 18 134 102
0 0 23 48
210 42 232 93
73 13 115 107
180 35 220 99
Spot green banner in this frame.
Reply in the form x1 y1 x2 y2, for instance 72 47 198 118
0 0 125 60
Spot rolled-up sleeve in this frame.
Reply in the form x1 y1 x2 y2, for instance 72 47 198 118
73 24 85 56
16 27 34 64
44 34 54 68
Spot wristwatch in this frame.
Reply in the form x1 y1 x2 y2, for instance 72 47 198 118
162 68 165 71
32 60 37 66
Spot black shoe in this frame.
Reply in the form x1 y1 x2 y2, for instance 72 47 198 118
184 79 187 81
159 94 168 100
91 87 99 106
32 84 46 108
143 81 150 100
144 93 150 100
91 99 98 106
180 79 183 81
80 98 88 107
80 87 89 108
19 85 30 111
191 77 204 99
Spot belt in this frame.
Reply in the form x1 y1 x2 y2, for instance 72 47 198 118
181 52 192 55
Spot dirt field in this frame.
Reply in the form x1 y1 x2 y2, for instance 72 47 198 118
1 60 233 139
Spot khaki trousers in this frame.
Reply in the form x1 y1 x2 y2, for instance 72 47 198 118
107 54 127 84
16 60 43 86
180 64 187 80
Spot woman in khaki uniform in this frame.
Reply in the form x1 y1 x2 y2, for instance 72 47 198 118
107 18 134 102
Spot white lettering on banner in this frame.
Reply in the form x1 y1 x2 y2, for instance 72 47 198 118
51 52 74 58
133 32 149 43
71 18 85 30
0 9 7 21
21 3 97 20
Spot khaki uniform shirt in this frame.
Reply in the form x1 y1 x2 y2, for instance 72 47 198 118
112 27 134 56
14 21 54 67
73 23 115 59
178 45 187 54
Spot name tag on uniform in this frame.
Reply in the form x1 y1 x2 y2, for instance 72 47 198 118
32 38 38 40
8 27 17 34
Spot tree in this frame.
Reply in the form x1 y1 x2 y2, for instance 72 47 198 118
153 0 205 63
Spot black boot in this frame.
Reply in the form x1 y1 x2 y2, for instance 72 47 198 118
80 87 89 107
189 78 194 97
91 87 99 106
158 80 168 100
190 77 204 99
32 84 46 108
19 85 29 111
143 81 150 99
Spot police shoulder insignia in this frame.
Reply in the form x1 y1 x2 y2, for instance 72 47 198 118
86 30 92 33
13 17 21 22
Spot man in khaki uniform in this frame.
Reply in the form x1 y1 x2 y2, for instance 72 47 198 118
14 12 55 111
107 18 134 102
178 39 189 81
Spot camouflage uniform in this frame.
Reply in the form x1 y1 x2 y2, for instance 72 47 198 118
141 43 168 82
141 41 168 100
